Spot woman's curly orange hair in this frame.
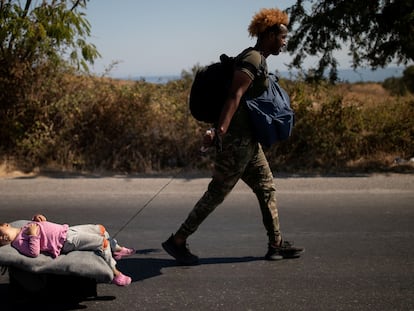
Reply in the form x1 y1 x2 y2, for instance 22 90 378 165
248 8 289 37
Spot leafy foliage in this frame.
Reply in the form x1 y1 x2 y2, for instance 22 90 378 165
286 0 414 81
0 0 98 70
0 0 100 151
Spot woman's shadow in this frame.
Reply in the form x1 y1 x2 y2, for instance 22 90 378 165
118 248 262 282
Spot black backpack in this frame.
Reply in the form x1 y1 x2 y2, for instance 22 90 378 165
189 54 235 123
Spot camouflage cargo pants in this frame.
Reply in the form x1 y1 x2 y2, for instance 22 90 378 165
176 132 281 244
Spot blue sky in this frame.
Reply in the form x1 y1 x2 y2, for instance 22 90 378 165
86 0 328 78
85 0 404 80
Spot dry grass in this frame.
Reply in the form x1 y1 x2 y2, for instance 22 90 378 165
340 83 393 106
1 75 413 176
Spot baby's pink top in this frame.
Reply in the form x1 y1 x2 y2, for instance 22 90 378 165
12 221 69 258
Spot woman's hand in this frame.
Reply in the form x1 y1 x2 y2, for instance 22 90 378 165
202 129 215 147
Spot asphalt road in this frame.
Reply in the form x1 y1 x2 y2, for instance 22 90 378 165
0 173 413 311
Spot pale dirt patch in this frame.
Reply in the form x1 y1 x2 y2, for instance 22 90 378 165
0 158 37 178
339 83 392 107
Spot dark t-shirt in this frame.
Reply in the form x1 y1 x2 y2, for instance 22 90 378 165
227 47 268 135
236 47 268 98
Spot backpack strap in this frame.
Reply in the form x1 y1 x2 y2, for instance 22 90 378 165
235 47 267 81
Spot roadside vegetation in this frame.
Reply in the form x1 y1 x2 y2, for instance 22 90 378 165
1 66 413 175
1 0 413 176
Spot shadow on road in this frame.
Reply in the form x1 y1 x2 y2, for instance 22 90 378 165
118 251 262 282
0 282 115 310
0 249 262 310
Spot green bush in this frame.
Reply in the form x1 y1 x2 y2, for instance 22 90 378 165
382 65 414 96
402 66 414 93
382 77 407 96
0 0 99 160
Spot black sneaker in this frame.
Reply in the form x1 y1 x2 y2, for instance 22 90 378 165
264 246 284 261
162 234 199 265
265 240 304 260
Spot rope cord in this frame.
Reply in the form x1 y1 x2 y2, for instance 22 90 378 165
112 169 183 239
112 96 197 239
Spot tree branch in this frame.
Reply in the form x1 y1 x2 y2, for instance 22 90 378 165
70 0 81 11
22 0 32 17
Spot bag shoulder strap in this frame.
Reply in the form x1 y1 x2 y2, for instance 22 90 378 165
234 47 266 80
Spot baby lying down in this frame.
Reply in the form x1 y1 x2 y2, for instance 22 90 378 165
0 214 134 286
